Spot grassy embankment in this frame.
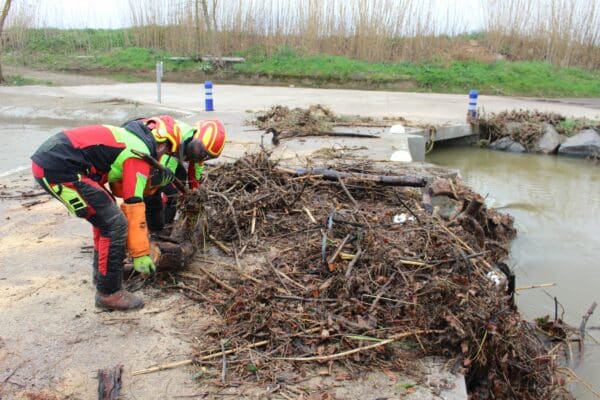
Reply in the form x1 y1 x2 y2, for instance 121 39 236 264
2 27 600 97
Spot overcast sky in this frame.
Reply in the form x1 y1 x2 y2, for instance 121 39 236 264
13 0 486 31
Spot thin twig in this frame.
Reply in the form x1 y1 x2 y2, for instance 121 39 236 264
165 283 211 303
192 265 237 294
362 294 415 306
369 272 397 312
131 340 270 376
275 330 439 362
578 302 598 366
515 283 556 291
559 367 600 399
251 207 257 235
220 340 227 384
394 192 421 224
328 234 351 265
302 206 317 224
268 260 307 291
345 247 363 279
437 222 494 272
132 328 324 376
232 247 262 284
337 176 359 208
208 234 232 254
274 295 337 303
208 190 243 245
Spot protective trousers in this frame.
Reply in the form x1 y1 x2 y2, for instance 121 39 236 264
32 162 127 294
144 163 184 232
144 184 178 232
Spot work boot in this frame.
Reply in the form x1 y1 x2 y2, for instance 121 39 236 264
95 289 144 311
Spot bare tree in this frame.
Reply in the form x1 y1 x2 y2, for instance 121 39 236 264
200 0 218 56
194 0 201 58
0 0 13 83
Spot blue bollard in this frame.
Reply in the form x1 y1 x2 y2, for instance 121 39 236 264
204 80 214 112
468 89 478 120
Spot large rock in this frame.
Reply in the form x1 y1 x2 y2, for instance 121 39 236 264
534 124 561 154
558 129 600 158
489 137 526 153
431 195 460 220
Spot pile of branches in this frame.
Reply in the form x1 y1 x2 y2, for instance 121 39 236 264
177 152 571 399
253 104 338 139
252 104 400 142
478 110 566 149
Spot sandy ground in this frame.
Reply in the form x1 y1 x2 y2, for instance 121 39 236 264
0 170 209 399
0 69 469 399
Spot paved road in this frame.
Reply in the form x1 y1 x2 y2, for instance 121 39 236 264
2 79 599 175
2 81 599 124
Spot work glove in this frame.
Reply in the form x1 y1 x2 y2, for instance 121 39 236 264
133 255 156 274
150 167 175 188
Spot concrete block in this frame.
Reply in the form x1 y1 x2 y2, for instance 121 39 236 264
435 124 473 141
407 134 426 162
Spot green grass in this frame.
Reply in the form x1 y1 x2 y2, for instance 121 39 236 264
1 75 52 86
13 28 127 52
4 28 600 97
95 47 200 73
234 47 600 97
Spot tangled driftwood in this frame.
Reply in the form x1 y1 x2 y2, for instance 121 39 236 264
137 151 575 399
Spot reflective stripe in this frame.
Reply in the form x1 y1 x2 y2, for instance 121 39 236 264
51 181 88 215
134 172 149 199
98 236 111 276
195 163 205 180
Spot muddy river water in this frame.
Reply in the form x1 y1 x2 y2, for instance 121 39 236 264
429 146 600 399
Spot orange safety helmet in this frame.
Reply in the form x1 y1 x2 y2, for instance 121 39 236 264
145 115 183 153
184 120 226 162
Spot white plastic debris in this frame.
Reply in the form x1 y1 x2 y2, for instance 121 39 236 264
390 151 412 162
486 271 501 286
393 213 415 224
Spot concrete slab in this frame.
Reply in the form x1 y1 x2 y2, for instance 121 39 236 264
435 124 473 141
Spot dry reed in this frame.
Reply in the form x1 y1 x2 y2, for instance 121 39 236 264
3 0 600 69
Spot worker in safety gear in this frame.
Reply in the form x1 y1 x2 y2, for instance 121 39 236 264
30 119 178 311
132 116 226 232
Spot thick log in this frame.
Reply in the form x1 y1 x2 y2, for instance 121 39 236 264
275 166 427 187
153 240 195 271
463 194 485 218
98 365 123 400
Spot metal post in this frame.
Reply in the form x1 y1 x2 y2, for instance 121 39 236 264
204 80 214 111
156 62 164 103
468 89 478 121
